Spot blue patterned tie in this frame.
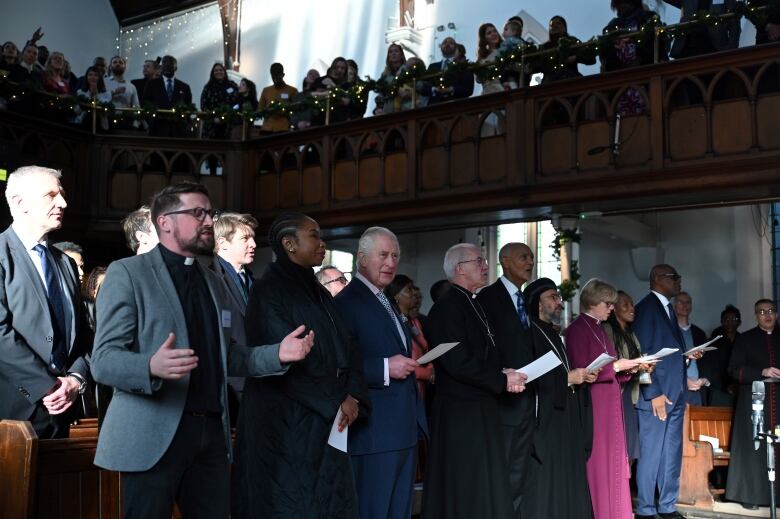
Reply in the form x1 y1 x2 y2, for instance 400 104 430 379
377 290 407 351
166 78 173 101
34 244 68 372
516 290 529 329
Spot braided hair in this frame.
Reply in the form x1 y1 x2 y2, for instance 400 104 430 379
267 212 310 258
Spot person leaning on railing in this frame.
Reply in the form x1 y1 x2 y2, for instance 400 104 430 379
375 43 407 115
535 16 597 85
72 65 111 131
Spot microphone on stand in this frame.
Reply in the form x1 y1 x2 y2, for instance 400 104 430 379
753 380 766 450
587 114 622 156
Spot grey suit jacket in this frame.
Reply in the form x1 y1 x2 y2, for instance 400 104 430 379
666 0 741 58
0 227 88 424
91 246 285 472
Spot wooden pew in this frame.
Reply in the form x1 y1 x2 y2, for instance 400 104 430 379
0 419 122 519
0 420 37 519
678 404 733 509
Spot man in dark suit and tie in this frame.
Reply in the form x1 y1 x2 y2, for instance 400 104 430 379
335 226 427 519
142 55 193 137
211 211 257 421
0 166 90 439
421 36 474 105
633 264 698 519
212 212 257 312
477 242 536 516
91 182 315 518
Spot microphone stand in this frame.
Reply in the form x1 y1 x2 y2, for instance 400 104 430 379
757 430 779 519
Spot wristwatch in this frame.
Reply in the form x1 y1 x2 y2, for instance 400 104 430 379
67 372 88 395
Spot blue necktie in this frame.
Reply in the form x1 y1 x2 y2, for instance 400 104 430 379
34 244 68 372
166 78 173 101
237 270 249 303
516 290 529 329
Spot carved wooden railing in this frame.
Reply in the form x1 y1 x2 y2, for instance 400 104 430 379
2 43 780 240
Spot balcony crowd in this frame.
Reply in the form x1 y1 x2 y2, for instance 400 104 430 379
2 0 780 138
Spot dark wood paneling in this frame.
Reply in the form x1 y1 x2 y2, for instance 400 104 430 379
2 43 780 240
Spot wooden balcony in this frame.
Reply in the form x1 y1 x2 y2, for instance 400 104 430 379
2 43 780 245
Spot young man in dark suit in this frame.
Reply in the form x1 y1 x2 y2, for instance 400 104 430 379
143 55 193 137
0 166 90 438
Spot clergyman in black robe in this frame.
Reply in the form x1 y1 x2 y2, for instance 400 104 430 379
725 299 780 508
522 277 594 519
422 243 525 519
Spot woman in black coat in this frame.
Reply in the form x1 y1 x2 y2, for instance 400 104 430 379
233 212 370 519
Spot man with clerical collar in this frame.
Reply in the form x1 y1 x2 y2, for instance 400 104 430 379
91 181 315 518
520 277 594 518
477 242 536 515
725 299 780 509
423 243 526 519
0 166 90 439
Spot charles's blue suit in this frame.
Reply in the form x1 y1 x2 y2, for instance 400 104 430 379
335 277 427 519
633 292 687 516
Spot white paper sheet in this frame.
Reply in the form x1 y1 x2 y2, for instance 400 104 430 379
683 335 721 356
327 409 348 452
699 434 721 453
586 353 616 372
416 342 460 364
515 351 562 383
637 347 679 363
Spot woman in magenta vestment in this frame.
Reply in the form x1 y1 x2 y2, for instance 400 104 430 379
566 279 641 519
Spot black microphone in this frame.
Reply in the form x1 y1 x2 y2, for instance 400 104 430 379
752 380 765 450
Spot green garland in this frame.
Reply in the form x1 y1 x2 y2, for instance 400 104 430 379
1 0 776 125
551 228 582 302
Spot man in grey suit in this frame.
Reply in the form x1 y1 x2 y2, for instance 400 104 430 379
91 182 315 519
0 165 90 439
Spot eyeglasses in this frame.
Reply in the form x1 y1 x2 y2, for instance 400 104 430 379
163 207 219 221
602 301 616 307
458 257 488 266
323 276 347 286
723 316 741 322
756 308 777 316
658 273 682 281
